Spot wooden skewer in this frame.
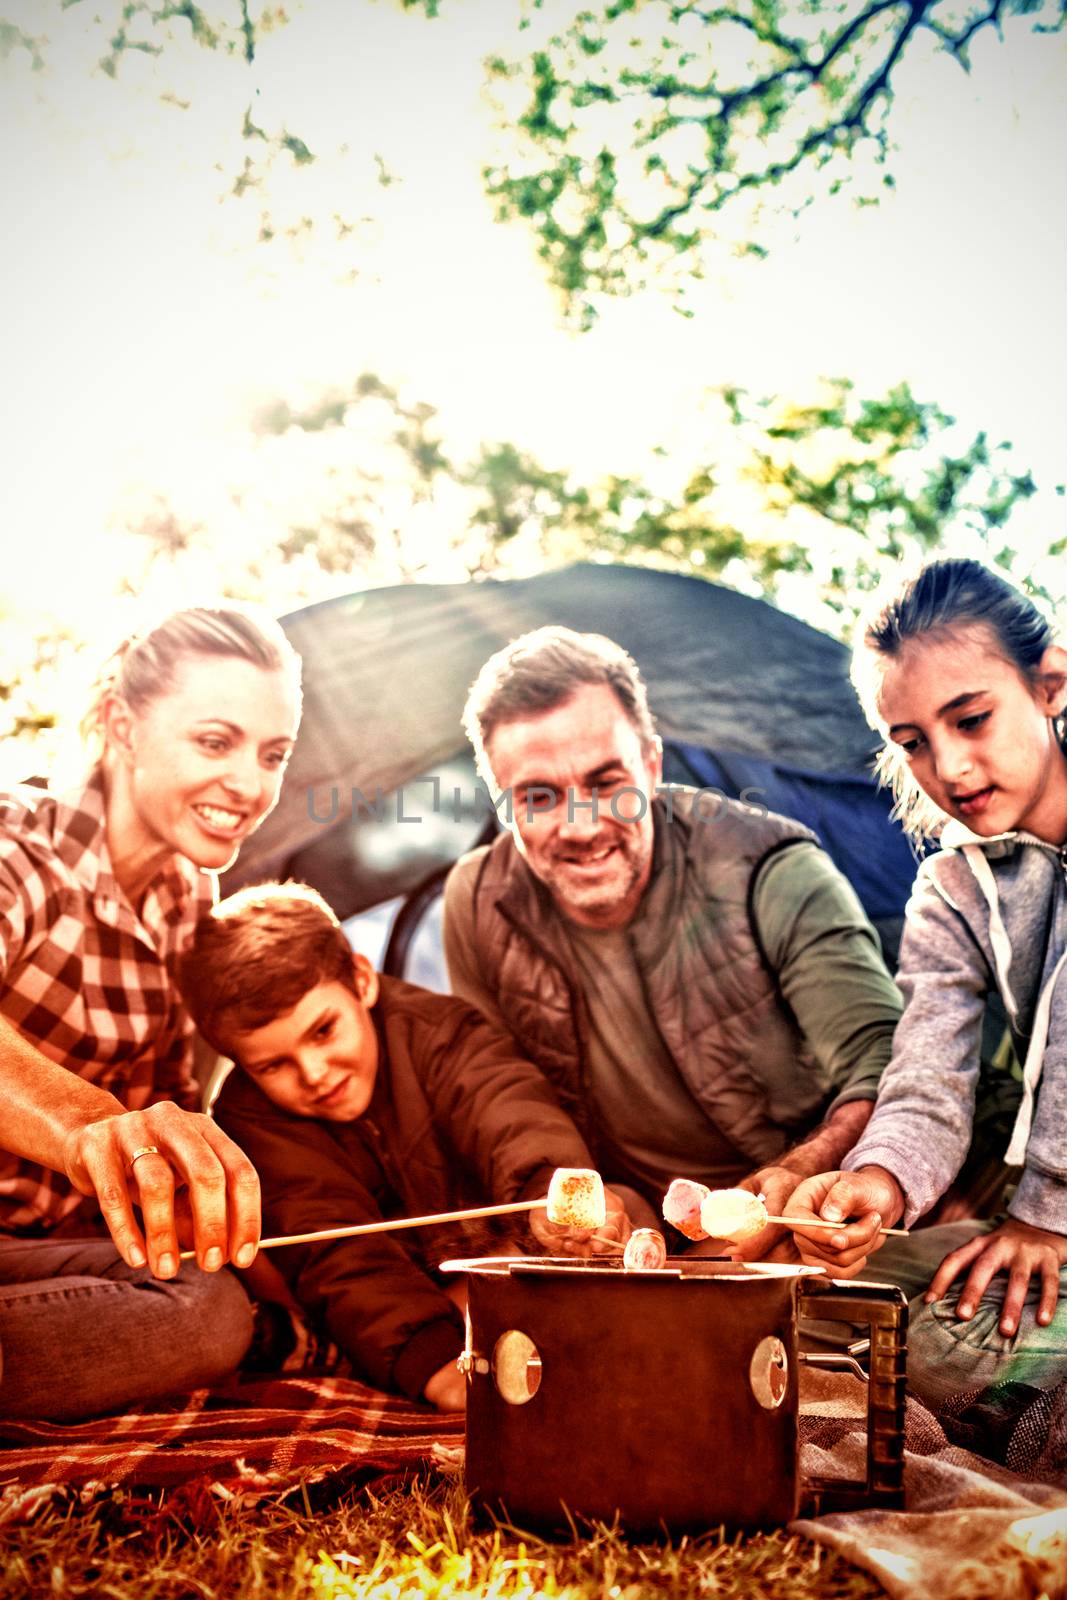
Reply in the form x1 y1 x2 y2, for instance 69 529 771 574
178 1197 549 1260
178 1199 898 1262
764 1213 908 1238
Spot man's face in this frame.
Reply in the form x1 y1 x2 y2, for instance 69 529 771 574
485 683 662 928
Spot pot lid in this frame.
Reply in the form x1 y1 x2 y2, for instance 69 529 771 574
438 1255 827 1281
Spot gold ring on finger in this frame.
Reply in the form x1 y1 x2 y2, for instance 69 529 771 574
129 1145 161 1166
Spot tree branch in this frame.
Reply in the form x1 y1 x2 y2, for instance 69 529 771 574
485 0 1063 313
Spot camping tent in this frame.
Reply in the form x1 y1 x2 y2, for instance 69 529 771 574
226 562 918 956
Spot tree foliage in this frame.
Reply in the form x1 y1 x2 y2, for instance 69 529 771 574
2 368 1059 780
9 0 1063 314
117 372 1065 636
0 1 370 248
4 3 278 114
464 0 1067 322
460 377 1059 629
655 380 1057 623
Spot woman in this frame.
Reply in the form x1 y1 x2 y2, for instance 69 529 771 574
0 605 302 1420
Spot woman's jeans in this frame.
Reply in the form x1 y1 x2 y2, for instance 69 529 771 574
0 1235 253 1422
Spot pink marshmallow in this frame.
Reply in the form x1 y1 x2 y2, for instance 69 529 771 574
623 1228 668 1271
662 1178 712 1241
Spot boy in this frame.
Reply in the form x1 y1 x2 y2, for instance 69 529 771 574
180 882 623 1410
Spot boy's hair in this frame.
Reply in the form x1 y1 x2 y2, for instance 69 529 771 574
463 625 657 787
852 558 1062 839
180 881 358 1057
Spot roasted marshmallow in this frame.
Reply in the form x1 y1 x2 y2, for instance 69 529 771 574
546 1168 607 1229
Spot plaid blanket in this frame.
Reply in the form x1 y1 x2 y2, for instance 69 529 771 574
0 1372 463 1517
794 1374 1067 1600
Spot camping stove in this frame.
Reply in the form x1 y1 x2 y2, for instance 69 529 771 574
445 1256 907 1533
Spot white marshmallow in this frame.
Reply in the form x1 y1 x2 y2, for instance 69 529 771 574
698 1188 767 1242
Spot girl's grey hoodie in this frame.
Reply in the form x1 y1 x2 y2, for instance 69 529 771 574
843 822 1067 1232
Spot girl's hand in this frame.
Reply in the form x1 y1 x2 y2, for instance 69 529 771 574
924 1218 1067 1336
783 1166 905 1276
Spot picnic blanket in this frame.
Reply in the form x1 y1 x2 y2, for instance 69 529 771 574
0 1372 463 1527
794 1372 1067 1600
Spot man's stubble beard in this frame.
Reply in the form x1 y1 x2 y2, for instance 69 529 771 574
539 834 651 920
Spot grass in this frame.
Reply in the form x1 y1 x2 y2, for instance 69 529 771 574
1 1473 886 1600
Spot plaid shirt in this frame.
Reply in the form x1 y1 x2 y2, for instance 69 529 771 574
0 768 214 1233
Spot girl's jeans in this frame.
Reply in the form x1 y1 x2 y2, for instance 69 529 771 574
0 1235 253 1422
868 1221 1067 1411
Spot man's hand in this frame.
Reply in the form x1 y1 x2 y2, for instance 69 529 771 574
783 1166 905 1277
924 1218 1067 1337
62 1102 261 1280
529 1183 631 1257
423 1358 466 1412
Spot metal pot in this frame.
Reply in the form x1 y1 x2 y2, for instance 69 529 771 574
444 1255 907 1533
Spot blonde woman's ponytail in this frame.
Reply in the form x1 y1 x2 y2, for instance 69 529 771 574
80 635 138 753
83 604 302 755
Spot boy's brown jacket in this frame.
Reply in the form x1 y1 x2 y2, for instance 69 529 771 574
213 974 593 1400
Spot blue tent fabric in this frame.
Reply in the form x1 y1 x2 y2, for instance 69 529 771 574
663 741 921 930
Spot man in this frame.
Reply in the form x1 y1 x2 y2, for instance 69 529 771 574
443 626 903 1258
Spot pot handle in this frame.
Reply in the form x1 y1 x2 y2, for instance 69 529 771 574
796 1277 908 1515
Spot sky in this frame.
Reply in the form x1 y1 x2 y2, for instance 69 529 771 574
0 0 1065 768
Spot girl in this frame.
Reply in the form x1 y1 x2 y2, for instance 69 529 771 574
786 558 1067 1415
0 605 302 1420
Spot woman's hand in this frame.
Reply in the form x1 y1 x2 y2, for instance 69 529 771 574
529 1183 632 1257
63 1102 261 1279
924 1217 1067 1336
783 1166 905 1276
423 1358 467 1412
